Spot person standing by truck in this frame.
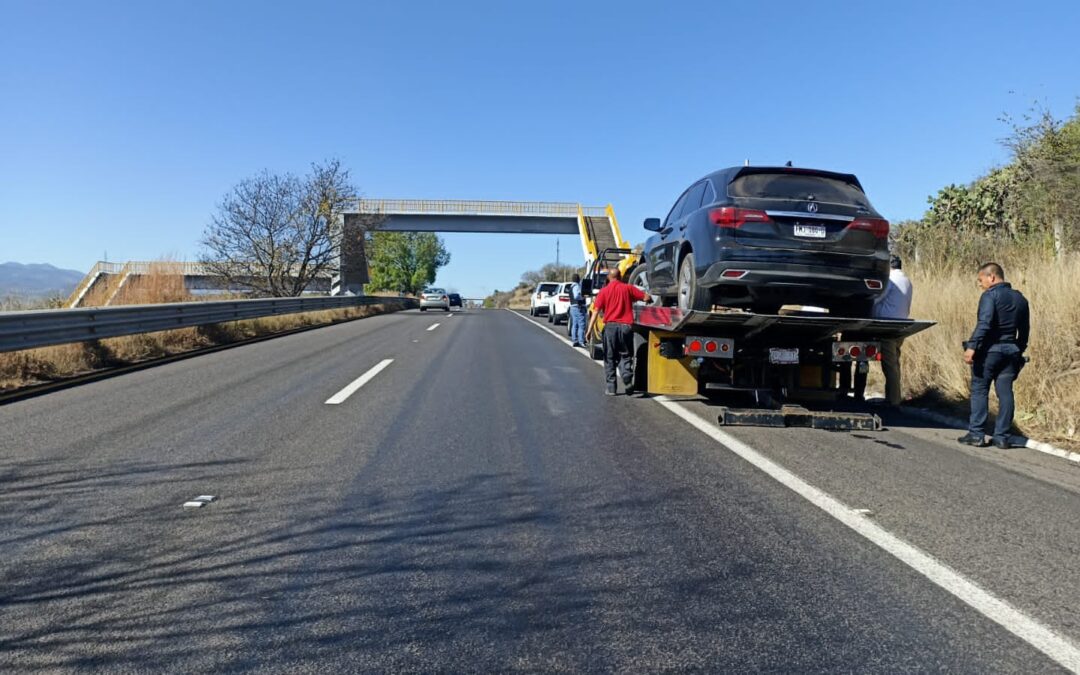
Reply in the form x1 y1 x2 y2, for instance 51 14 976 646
855 255 913 405
585 268 650 395
568 273 587 348
957 262 1030 449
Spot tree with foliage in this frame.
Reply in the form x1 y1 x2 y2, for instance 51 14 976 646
1002 104 1080 257
898 102 1080 268
200 159 359 296
366 232 451 295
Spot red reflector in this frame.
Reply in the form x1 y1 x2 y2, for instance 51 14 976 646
837 347 846 356
721 270 748 279
849 346 862 358
865 279 883 290
689 340 702 352
709 207 772 229
848 218 890 239
705 341 717 353
866 345 878 358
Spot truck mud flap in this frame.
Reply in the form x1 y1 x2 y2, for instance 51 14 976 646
717 405 881 432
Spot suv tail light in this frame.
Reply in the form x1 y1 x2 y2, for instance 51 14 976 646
847 218 890 239
864 279 883 290
709 207 772 229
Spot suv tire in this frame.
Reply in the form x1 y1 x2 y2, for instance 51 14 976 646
677 252 711 311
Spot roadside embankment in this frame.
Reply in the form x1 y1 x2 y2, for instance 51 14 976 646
878 256 1080 450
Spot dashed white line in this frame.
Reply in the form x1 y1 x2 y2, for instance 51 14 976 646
325 358 394 405
427 323 441 331
507 308 1080 671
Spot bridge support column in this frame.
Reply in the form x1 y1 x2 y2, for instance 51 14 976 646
335 214 370 295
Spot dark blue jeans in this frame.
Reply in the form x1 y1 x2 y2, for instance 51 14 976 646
968 344 1022 442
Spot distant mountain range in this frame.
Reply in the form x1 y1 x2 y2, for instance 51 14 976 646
0 262 86 298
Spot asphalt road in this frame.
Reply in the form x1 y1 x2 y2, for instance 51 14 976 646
2 307 1080 672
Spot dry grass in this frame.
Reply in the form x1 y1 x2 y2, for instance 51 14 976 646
878 255 1080 449
2 266 411 391
0 303 402 392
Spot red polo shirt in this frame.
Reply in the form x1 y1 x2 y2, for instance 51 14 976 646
593 278 645 325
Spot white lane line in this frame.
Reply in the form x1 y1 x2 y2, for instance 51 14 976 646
427 323 441 331
325 358 394 405
505 309 1080 671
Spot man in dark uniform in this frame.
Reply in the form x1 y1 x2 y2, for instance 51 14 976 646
958 262 1030 449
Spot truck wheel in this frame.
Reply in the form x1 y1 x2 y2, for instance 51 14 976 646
677 252 710 311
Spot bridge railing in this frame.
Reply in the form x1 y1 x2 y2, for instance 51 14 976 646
0 296 417 353
353 199 608 218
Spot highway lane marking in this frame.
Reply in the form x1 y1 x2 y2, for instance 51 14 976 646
325 359 394 405
507 308 1080 671
427 323 441 331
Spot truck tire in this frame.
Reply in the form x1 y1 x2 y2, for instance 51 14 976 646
677 252 711 311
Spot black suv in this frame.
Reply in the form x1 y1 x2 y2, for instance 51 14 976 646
638 166 889 316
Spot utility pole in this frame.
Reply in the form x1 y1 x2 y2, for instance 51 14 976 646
556 238 561 279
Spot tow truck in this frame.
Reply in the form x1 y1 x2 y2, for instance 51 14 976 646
581 248 934 431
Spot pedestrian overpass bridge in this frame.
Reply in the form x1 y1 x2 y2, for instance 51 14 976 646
338 199 631 294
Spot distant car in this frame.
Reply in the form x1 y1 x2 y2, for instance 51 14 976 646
419 287 451 312
529 282 560 316
448 293 463 309
546 282 574 325
639 166 889 316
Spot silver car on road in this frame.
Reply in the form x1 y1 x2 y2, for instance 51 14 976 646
420 287 451 312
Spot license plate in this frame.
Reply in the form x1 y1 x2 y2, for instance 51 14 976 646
793 224 827 238
769 348 799 364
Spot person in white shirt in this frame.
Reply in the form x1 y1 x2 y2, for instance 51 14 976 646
869 256 913 405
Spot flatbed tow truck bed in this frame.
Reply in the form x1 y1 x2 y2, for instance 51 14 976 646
623 306 935 431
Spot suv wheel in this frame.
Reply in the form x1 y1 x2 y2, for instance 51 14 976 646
627 264 658 304
677 252 710 311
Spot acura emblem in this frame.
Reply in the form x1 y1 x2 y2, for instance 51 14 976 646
806 202 819 213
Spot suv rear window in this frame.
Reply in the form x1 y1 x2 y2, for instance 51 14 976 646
728 172 870 208
537 283 559 294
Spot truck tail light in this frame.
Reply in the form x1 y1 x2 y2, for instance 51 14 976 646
684 336 734 358
709 207 772 229
833 341 881 362
558 295 569 301
847 218 890 239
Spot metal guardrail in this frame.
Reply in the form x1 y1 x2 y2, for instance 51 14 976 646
0 295 417 353
353 199 608 218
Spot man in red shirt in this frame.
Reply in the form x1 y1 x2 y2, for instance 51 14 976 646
585 268 651 395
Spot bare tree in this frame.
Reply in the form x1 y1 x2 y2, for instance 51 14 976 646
200 160 360 296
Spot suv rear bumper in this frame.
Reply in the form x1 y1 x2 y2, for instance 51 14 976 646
699 260 885 301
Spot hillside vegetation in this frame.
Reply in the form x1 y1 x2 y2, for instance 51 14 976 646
886 103 1080 448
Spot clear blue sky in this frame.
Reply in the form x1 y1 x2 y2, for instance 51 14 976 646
2 0 1078 298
